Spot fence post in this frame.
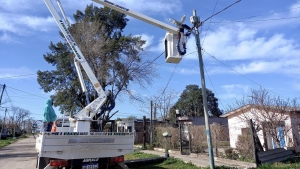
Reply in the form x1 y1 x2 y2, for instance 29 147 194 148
143 116 146 149
250 119 259 167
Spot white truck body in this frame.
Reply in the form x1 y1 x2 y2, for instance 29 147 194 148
35 132 134 159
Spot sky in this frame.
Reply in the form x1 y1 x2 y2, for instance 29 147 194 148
0 0 300 121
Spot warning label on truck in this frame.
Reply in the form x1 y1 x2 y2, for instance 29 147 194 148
68 138 115 143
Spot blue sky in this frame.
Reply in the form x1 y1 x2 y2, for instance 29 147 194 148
1 0 300 121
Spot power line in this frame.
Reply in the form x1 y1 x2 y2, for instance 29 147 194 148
201 0 241 24
7 101 44 109
4 89 13 118
159 63 179 101
143 51 164 68
6 86 47 99
213 5 300 22
202 3 300 24
3 95 44 100
204 66 225 110
143 40 164 50
202 49 281 96
201 0 219 46
211 15 300 23
184 50 197 56
0 73 36 79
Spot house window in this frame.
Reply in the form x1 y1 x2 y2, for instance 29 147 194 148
241 127 251 136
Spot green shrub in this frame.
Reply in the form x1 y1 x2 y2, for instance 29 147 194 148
236 132 254 161
225 148 238 160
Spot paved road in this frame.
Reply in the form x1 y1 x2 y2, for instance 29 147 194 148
0 136 37 169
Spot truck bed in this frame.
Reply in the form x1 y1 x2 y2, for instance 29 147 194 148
35 132 134 159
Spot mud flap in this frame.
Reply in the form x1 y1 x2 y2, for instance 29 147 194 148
118 162 130 169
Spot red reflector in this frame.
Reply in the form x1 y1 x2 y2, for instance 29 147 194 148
110 156 124 163
50 160 68 166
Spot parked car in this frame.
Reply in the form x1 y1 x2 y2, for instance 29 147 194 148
1 130 7 140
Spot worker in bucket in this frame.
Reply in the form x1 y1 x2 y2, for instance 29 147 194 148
43 98 57 132
177 24 192 55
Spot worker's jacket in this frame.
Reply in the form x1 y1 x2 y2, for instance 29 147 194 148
43 99 57 122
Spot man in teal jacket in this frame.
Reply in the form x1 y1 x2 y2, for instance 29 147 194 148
43 99 57 132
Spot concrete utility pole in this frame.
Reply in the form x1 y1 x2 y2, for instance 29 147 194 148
150 100 153 144
143 116 146 149
0 84 6 106
1 108 7 138
191 10 215 169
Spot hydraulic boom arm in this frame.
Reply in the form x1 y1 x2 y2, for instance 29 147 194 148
92 0 178 34
44 0 107 121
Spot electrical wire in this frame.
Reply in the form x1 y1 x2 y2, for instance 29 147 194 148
211 15 300 23
160 64 179 99
204 66 225 110
142 51 164 69
0 73 36 79
201 0 219 46
3 95 43 100
202 49 282 96
6 86 47 99
211 5 300 23
143 40 164 50
201 0 241 24
4 89 13 118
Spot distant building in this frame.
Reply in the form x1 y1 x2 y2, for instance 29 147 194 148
177 116 229 142
116 119 135 132
221 104 300 152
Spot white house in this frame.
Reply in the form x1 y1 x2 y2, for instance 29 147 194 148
221 104 300 152
117 119 135 133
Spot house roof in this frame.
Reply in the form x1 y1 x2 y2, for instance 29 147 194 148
220 104 251 118
220 104 300 118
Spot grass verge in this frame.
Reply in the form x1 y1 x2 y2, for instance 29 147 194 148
0 137 18 148
123 152 238 169
124 151 160 160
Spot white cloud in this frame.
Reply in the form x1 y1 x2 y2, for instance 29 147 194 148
0 33 19 43
289 1 300 16
177 68 199 75
0 12 56 35
1 0 42 12
60 0 182 15
107 0 182 14
220 84 250 100
134 34 154 49
18 16 56 32
203 25 300 60
232 57 300 74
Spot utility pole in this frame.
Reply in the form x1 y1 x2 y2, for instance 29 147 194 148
143 116 146 149
191 10 215 169
250 119 259 166
150 101 153 144
154 103 157 121
0 84 6 106
1 108 7 138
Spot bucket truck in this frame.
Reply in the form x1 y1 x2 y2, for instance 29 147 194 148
34 0 134 168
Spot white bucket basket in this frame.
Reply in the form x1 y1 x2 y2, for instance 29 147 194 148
164 32 182 64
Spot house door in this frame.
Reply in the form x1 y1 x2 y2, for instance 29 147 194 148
273 126 286 148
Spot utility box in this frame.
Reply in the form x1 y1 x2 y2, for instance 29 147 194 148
164 32 182 64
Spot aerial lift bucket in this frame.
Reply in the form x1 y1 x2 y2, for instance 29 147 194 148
164 32 182 64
